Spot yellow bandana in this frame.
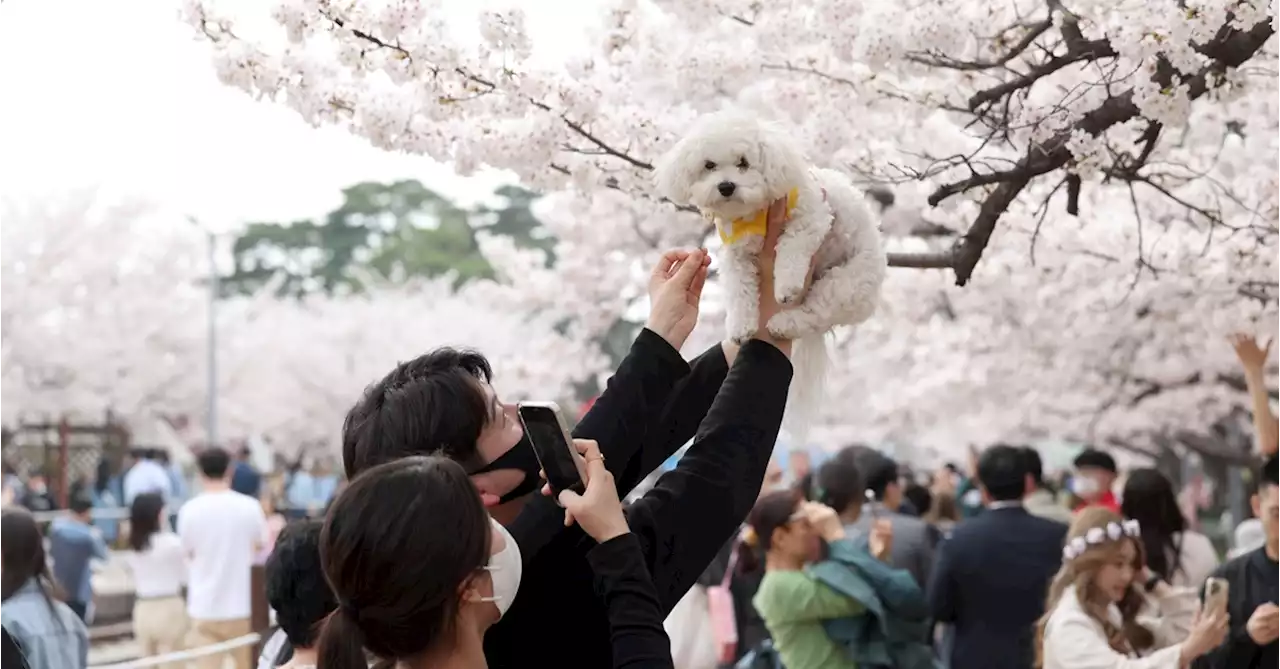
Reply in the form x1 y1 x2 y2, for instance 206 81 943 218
715 188 800 245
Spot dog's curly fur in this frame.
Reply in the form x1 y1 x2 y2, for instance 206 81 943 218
654 110 887 438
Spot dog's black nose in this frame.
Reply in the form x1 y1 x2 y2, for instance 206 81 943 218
717 182 736 197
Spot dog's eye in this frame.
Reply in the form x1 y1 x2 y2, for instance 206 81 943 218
704 160 717 170
737 158 750 169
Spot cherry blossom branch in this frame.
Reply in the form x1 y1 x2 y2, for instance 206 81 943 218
926 18 1275 285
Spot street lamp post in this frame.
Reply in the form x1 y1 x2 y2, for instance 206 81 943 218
189 217 219 447
205 228 218 448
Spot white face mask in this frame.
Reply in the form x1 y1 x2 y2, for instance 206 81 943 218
1071 475 1100 497
479 517 522 617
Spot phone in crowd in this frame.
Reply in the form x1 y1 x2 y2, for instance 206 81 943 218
0 629 29 669
865 489 879 518
517 402 587 497
1202 577 1229 615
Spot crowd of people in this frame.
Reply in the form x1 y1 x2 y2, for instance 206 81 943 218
0 203 1276 669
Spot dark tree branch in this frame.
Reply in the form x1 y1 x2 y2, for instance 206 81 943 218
927 19 1274 285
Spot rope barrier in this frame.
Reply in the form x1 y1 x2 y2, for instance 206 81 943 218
88 632 261 669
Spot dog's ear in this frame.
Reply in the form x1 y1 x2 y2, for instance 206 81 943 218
653 136 696 204
756 121 808 198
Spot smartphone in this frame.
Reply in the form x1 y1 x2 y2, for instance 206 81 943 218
865 489 879 518
517 402 587 496
1203 577 1229 615
0 629 28 669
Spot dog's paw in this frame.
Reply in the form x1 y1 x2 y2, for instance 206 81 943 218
774 277 806 306
727 319 756 344
766 312 801 340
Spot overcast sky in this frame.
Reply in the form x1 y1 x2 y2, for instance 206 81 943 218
0 0 598 229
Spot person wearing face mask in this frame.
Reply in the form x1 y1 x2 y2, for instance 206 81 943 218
1072 448 1121 513
341 201 805 668
316 444 674 669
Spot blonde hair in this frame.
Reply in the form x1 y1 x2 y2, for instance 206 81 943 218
1034 507 1154 667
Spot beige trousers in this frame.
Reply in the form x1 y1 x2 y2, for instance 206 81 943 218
186 616 252 669
132 597 189 669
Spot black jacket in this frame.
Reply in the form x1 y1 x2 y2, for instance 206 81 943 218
1192 547 1279 669
928 506 1067 669
486 332 792 668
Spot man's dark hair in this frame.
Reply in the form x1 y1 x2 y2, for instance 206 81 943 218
1019 446 1045 486
342 348 494 478
68 493 93 516
977 445 1028 502
903 483 932 517
266 520 336 648
197 447 231 479
1262 455 1278 490
854 450 899 501
1072 447 1117 474
814 447 864 513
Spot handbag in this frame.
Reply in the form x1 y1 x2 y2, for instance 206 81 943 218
707 546 740 664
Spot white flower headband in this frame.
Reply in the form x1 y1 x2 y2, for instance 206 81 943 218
1062 519 1141 562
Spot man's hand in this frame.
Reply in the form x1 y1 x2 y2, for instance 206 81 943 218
645 249 710 350
1246 602 1279 645
1230 333 1272 372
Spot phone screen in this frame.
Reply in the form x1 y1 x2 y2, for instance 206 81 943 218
0 629 28 669
518 404 585 496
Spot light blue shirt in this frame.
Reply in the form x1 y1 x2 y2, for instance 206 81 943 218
47 518 107 605
123 459 172 504
1 579 89 669
285 473 339 511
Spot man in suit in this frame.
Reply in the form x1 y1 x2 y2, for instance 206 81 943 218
841 447 935 589
929 444 1068 669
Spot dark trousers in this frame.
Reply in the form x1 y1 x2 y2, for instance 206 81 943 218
66 600 88 622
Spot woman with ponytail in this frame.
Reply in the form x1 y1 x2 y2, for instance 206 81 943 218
1037 508 1226 669
316 440 673 669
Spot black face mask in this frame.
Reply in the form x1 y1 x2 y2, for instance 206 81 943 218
468 434 542 504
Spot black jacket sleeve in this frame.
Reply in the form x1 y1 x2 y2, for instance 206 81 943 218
573 327 691 473
616 342 730 496
510 329 689 561
623 339 792 612
587 533 675 669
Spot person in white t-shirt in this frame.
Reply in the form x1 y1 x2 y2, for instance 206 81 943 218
177 447 266 669
124 492 188 666
124 448 174 505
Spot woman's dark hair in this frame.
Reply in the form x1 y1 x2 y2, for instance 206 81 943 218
1 508 65 623
128 493 166 552
316 455 490 669
1120 468 1186 580
739 489 802 573
814 447 864 514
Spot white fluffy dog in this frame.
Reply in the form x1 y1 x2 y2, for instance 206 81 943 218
653 111 887 436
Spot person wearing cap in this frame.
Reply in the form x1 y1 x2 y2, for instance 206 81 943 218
1070 448 1120 513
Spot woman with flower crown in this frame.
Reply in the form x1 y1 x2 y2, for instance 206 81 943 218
1037 507 1228 669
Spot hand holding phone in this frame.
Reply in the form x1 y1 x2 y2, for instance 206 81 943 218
549 439 630 543
1202 577 1229 616
518 402 587 497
